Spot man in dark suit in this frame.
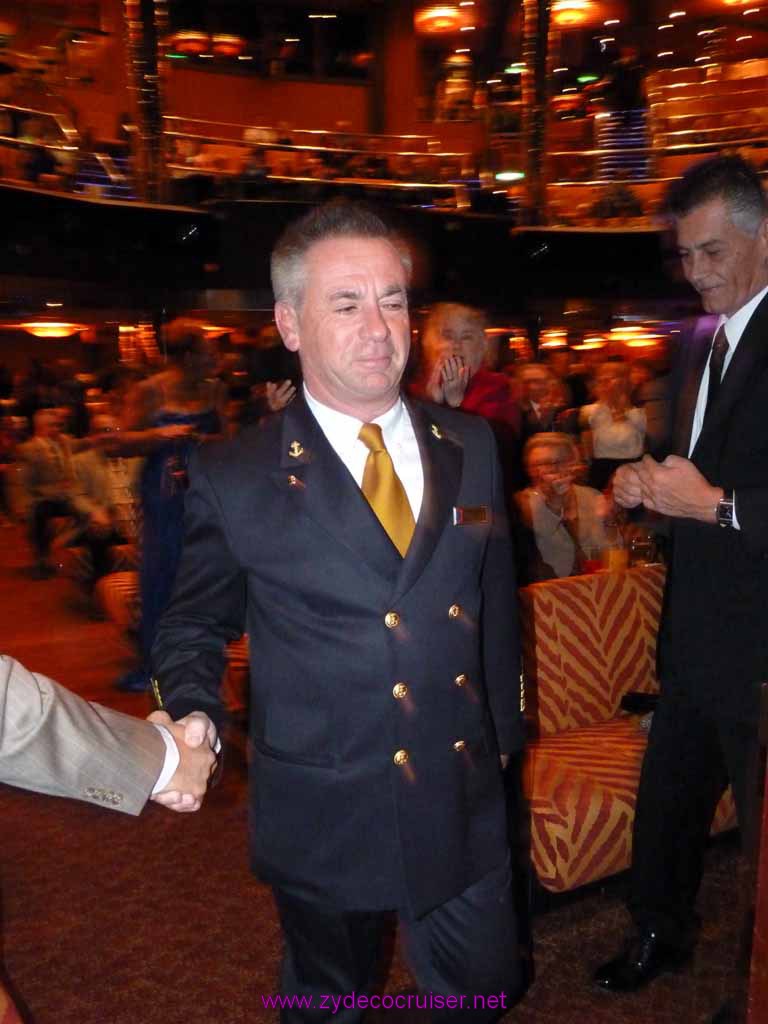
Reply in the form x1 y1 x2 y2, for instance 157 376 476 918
151 202 524 1020
594 155 768 994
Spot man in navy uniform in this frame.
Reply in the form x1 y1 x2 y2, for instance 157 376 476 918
152 202 524 1020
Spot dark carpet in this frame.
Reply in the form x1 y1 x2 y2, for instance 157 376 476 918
0 524 746 1023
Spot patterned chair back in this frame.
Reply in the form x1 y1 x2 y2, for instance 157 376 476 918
519 565 666 737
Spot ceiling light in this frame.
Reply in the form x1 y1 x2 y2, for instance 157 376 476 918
658 24 674 29
668 11 686 17
495 170 525 181
21 322 86 339
552 1 595 28
657 50 674 56
604 18 620 25
414 4 464 33
554 66 569 72
737 34 753 39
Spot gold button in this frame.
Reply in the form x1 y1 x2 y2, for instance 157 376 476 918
392 682 408 700
393 749 409 766
448 604 461 619
453 739 467 752
454 673 467 687
385 611 400 629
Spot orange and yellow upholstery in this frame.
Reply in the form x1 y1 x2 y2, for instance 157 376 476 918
520 565 736 893
0 979 22 1024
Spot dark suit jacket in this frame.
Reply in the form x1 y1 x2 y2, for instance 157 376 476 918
152 394 523 915
659 295 768 717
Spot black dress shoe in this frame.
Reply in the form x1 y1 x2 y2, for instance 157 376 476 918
593 929 693 992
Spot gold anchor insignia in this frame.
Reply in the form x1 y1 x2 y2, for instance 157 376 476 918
430 423 443 440
288 440 304 458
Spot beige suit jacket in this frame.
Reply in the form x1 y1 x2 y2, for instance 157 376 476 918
0 655 164 815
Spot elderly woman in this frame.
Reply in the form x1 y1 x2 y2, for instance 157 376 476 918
413 301 522 491
514 432 609 583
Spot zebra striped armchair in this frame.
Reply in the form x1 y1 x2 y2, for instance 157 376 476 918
519 564 736 893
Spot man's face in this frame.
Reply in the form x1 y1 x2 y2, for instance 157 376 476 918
522 368 551 404
276 236 410 419
36 410 59 438
676 196 768 317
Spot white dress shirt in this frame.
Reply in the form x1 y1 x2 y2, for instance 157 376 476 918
304 385 424 522
688 284 768 529
689 284 768 455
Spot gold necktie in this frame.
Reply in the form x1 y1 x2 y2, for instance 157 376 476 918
358 422 415 557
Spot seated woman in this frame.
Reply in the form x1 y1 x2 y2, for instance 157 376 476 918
514 433 609 583
580 359 646 491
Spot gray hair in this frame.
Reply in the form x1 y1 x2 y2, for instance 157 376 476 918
523 431 578 464
664 155 768 238
270 201 412 307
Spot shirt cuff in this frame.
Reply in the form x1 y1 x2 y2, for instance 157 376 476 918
733 491 740 531
150 723 180 795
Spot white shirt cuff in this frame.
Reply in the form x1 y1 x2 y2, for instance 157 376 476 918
733 491 740 530
150 723 180 794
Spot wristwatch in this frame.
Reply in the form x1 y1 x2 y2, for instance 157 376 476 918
716 488 735 528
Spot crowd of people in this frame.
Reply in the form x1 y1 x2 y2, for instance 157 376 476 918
0 309 667 604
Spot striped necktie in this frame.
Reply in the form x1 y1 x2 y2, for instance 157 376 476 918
705 324 729 420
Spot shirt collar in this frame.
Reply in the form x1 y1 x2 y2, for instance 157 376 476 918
303 385 405 456
721 284 768 349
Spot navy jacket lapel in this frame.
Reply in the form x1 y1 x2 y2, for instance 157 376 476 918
673 316 715 457
393 400 463 601
275 394 401 585
693 293 768 460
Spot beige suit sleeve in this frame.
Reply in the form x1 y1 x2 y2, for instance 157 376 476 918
0 655 165 815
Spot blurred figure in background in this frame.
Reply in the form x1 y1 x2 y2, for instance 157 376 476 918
517 363 562 442
17 408 92 577
71 413 142 582
109 320 225 692
514 432 608 583
581 359 646 490
544 347 590 409
414 301 521 495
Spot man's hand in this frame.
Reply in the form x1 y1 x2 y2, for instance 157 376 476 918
148 710 218 812
636 454 721 523
612 462 644 509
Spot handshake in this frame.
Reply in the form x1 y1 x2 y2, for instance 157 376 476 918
147 710 219 813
